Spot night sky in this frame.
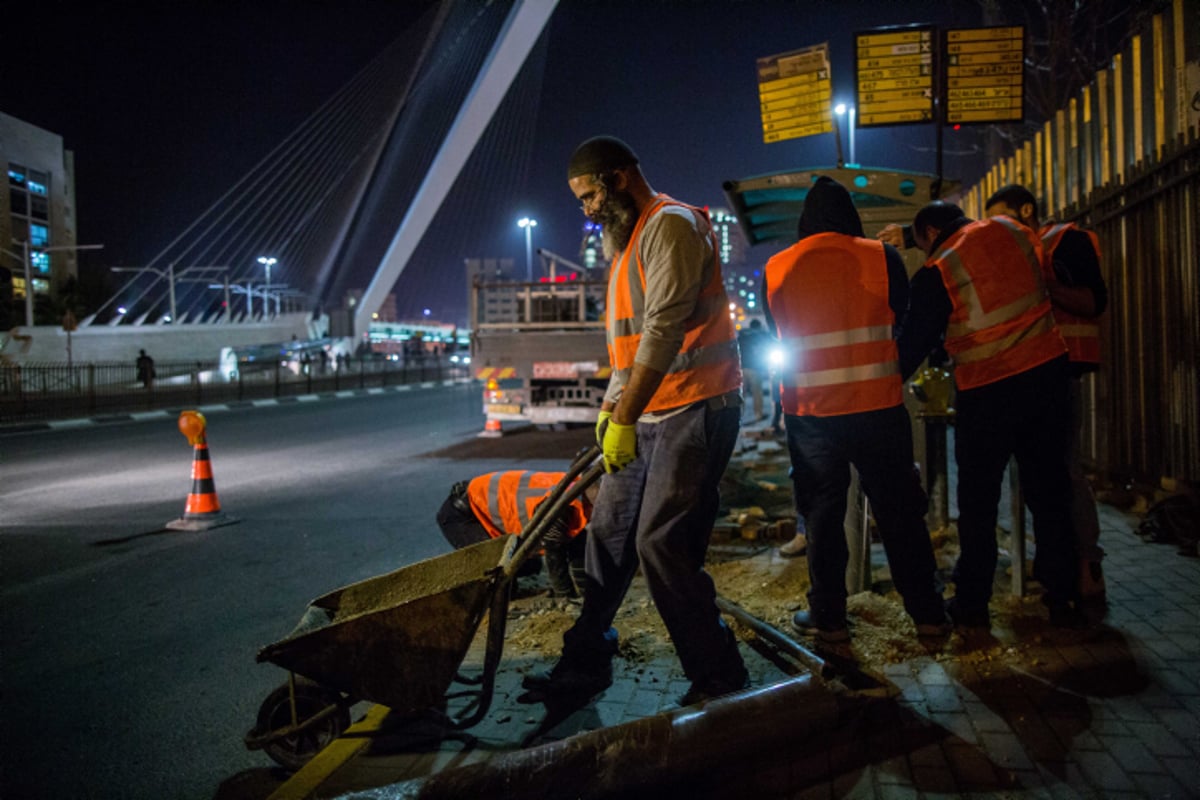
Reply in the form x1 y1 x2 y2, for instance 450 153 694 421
5 0 991 326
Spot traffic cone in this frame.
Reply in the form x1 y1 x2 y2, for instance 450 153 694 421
166 411 239 531
477 417 503 438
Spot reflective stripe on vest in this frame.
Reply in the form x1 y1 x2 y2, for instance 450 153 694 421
605 195 742 413
467 471 586 539
764 233 903 416
930 217 1067 390
1040 222 1103 366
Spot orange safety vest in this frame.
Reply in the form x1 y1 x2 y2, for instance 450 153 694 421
927 216 1067 391
606 195 742 414
764 233 903 416
466 471 587 540
1040 222 1103 367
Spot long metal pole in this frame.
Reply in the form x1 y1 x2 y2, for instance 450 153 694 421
23 241 32 327
524 225 533 282
168 263 177 322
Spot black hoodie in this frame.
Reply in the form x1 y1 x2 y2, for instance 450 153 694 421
762 176 907 343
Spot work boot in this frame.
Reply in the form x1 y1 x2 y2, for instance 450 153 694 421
521 656 612 697
945 596 990 629
791 609 850 643
778 533 808 558
913 611 952 638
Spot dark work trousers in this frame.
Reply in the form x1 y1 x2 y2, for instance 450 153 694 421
784 404 945 628
561 401 745 687
952 356 1079 610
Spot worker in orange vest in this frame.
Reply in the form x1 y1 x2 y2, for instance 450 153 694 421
763 176 948 643
523 136 747 707
899 201 1083 629
983 184 1108 605
436 470 593 598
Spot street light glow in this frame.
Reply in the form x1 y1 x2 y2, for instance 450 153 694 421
835 103 847 116
517 217 537 282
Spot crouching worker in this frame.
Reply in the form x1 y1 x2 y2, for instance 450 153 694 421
437 470 594 598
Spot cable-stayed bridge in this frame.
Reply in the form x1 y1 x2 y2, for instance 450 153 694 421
78 0 556 344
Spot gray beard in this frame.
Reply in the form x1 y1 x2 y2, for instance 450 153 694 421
598 193 638 260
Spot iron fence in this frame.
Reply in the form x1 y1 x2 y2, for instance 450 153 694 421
0 356 471 425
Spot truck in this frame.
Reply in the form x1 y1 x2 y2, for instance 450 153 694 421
470 249 609 430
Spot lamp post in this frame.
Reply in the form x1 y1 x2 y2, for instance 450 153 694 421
257 257 277 318
517 217 537 282
3 241 104 326
835 103 857 166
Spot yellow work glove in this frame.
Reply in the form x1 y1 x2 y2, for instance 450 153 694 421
602 420 637 473
595 410 612 446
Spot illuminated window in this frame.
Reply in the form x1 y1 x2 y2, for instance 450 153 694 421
27 180 48 195
32 278 50 294
30 224 48 246
31 251 50 274
12 276 27 298
8 164 26 186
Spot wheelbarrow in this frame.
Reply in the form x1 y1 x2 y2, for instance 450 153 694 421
244 447 604 771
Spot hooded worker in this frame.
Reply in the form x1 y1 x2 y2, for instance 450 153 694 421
763 176 948 643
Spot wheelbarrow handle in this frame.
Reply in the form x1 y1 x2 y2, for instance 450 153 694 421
500 449 603 580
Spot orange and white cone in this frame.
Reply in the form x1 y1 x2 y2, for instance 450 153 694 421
166 411 239 531
477 417 503 438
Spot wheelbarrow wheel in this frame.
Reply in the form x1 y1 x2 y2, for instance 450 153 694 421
256 680 350 772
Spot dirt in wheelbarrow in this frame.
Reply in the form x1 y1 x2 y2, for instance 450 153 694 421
496 428 1051 678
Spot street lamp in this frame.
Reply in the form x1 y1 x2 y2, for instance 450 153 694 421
2 241 103 326
835 103 857 166
517 217 537 282
257 257 277 318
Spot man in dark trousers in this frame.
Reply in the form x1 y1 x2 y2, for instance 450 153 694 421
763 176 947 642
983 184 1109 604
899 201 1083 629
523 136 746 706
737 319 771 422
136 349 155 388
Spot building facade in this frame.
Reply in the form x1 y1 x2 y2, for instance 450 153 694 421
0 112 78 324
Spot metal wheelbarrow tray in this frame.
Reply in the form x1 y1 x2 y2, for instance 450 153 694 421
246 447 602 770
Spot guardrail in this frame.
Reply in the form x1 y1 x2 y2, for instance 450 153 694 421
0 355 471 425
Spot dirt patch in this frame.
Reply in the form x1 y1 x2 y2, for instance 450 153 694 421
498 427 1051 676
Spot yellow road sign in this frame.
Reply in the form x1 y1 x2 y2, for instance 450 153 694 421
855 25 935 127
757 42 833 143
944 25 1025 125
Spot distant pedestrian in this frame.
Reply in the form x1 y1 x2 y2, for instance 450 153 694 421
737 319 771 422
135 349 156 388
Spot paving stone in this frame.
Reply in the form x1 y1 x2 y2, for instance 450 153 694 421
1101 734 1166 774
1074 750 1139 792
977 730 1037 772
1125 721 1193 757
1129 770 1191 798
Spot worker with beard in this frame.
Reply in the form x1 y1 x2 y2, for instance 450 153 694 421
899 201 1083 629
763 176 948 643
983 184 1109 607
522 136 747 706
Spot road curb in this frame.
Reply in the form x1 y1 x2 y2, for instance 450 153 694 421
0 377 476 435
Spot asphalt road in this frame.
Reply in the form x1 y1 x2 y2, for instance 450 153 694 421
0 384 594 800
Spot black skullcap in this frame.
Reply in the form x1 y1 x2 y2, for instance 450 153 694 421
567 136 639 180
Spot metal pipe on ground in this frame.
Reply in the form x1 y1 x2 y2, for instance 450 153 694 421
334 674 839 800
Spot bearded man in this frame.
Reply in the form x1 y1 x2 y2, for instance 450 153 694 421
522 136 748 706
